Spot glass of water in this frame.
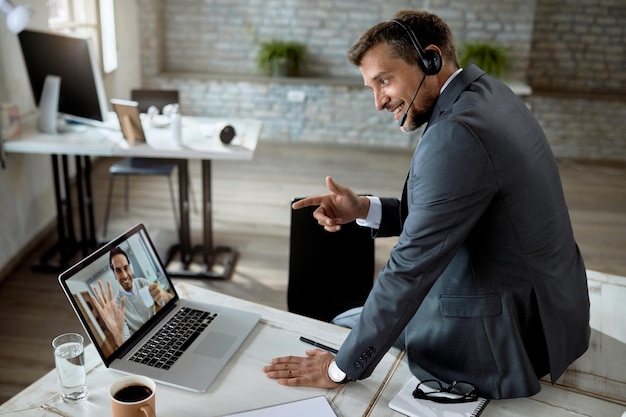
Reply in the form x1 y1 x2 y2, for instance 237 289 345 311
52 333 88 403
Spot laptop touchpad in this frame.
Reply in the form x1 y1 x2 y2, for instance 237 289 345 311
194 332 237 359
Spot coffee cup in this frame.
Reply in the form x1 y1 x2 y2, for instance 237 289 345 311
109 375 156 417
139 285 154 308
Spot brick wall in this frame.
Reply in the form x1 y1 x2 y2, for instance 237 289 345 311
137 0 626 160
529 0 626 94
529 93 626 160
426 0 536 83
528 0 626 161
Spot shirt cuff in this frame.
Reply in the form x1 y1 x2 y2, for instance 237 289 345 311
356 196 381 229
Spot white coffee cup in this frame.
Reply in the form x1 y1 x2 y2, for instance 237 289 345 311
139 285 154 308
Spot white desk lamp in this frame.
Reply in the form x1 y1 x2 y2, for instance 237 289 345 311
0 0 33 34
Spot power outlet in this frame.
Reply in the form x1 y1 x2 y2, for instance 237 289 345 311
287 90 306 103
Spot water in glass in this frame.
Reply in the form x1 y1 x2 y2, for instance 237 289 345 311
53 336 87 403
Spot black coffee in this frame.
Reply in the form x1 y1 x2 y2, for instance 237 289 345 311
113 384 152 402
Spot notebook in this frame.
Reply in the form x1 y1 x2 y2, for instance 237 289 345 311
58 223 261 393
223 396 337 417
389 376 490 417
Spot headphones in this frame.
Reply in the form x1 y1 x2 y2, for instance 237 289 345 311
389 19 442 76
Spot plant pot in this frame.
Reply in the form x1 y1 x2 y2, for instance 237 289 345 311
270 57 294 77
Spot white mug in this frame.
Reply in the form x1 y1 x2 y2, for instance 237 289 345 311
138 285 154 308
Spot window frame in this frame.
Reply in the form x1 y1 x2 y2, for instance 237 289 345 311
47 0 118 74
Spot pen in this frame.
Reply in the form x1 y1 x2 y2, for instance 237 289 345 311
299 336 339 354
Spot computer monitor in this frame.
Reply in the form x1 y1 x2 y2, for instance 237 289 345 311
18 29 109 133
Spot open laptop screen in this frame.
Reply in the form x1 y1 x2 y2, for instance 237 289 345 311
59 224 177 365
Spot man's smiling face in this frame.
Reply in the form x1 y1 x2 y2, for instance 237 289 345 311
359 42 438 132
111 253 134 292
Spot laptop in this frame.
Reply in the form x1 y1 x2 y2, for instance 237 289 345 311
58 223 261 392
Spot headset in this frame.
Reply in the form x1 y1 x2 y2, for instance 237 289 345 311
389 19 442 76
389 19 442 127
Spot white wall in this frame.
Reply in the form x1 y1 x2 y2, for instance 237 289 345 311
0 0 141 278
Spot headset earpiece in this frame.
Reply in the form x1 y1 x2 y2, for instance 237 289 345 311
390 19 442 76
422 49 442 75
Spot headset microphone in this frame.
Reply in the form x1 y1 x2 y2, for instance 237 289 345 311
398 82 419 126
397 73 427 127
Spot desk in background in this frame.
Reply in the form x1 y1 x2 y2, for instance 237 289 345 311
4 115 262 279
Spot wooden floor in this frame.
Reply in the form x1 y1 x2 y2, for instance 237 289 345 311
1 141 625 405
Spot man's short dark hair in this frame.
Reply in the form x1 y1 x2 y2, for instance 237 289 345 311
109 246 130 270
347 9 458 69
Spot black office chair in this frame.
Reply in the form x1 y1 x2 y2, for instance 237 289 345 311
101 89 196 238
287 198 375 322
131 89 180 114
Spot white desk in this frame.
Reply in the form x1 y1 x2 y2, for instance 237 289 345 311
0 283 405 417
1 283 623 417
4 115 262 279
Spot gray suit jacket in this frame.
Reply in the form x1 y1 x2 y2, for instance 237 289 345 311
335 65 590 399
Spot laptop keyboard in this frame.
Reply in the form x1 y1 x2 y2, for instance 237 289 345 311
129 307 217 370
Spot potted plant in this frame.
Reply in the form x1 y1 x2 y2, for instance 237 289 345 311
458 42 508 78
257 40 307 77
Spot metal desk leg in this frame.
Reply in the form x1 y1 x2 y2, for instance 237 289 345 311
74 156 89 256
83 156 98 249
164 159 194 272
31 154 98 273
197 159 238 278
74 155 98 252
165 159 237 279
31 155 76 272
179 158 193 264
201 159 213 264
61 155 78 244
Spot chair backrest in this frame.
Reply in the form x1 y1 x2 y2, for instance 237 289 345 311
287 198 375 322
130 89 180 114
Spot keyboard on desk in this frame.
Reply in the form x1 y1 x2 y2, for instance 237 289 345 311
129 307 217 370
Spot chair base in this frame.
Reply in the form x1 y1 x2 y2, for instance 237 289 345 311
164 244 238 280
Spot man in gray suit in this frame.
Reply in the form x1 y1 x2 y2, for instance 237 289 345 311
264 9 590 399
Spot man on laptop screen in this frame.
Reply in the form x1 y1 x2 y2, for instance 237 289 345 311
91 246 175 348
61 230 177 358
